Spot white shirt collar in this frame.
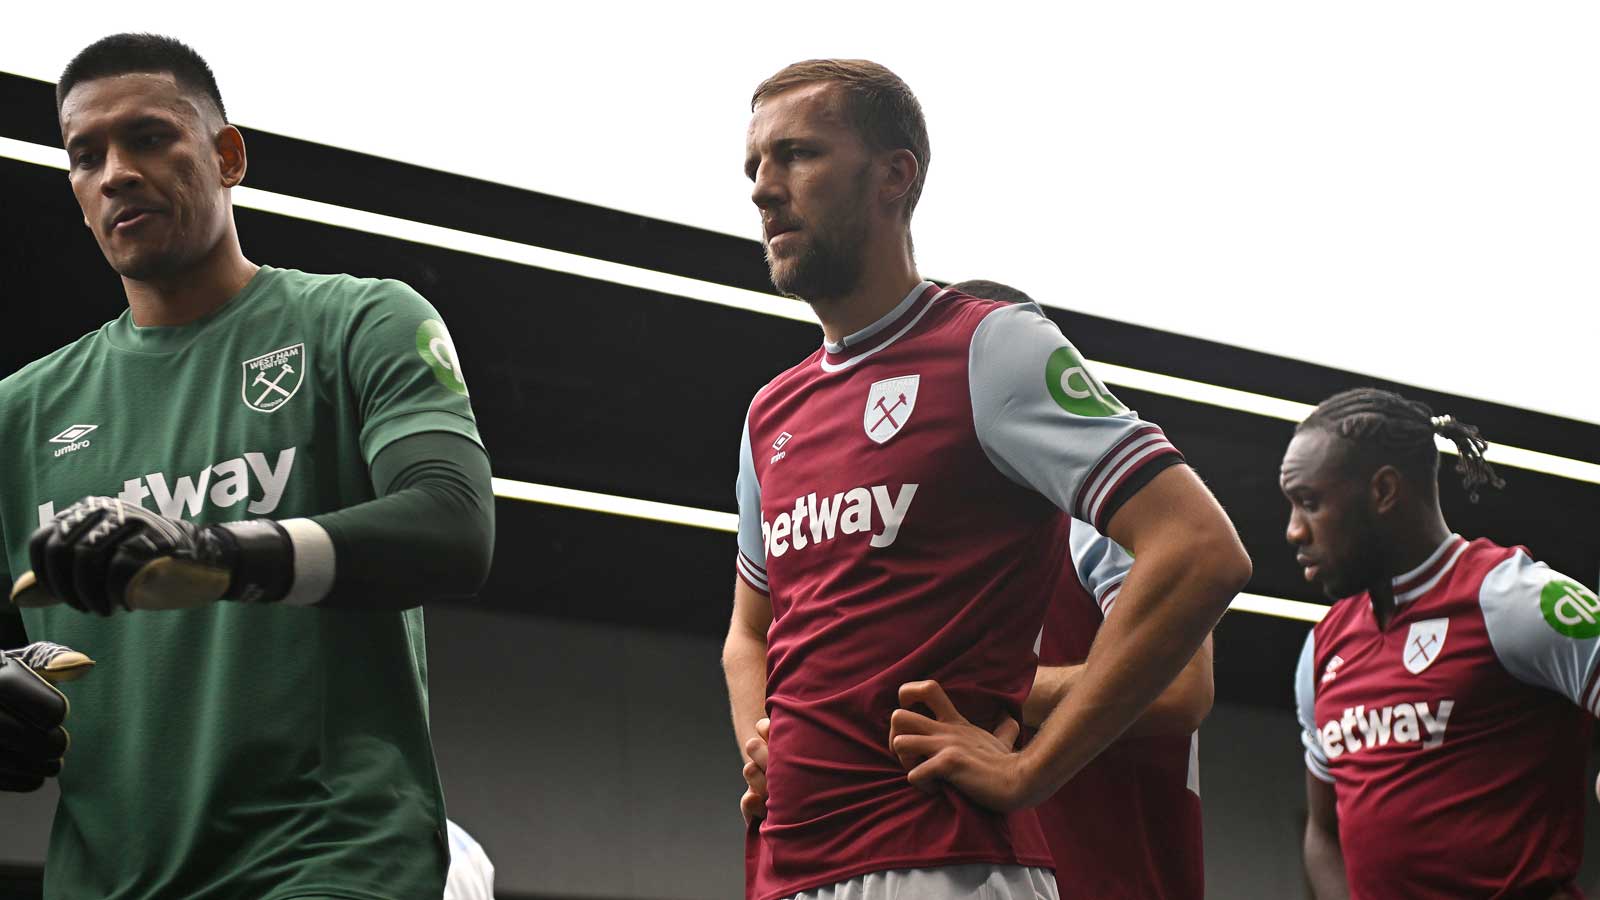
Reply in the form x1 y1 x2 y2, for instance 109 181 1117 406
1391 533 1468 606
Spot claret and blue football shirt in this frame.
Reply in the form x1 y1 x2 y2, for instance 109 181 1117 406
1297 535 1600 899
734 283 1185 900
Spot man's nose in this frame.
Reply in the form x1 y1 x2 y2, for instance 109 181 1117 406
1285 511 1307 546
99 145 141 197
750 160 785 212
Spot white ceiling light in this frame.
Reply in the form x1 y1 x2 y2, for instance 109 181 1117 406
492 475 1327 623
3 135 1593 488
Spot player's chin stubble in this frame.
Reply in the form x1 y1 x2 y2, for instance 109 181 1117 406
766 219 867 305
109 215 206 283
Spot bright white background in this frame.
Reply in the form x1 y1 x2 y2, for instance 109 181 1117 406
4 2 1596 423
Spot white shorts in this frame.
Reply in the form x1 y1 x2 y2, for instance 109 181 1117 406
785 864 1059 900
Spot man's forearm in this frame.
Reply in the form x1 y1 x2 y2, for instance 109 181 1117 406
1027 637 1213 736
1304 825 1350 900
1022 665 1079 728
722 627 768 758
310 432 495 610
1016 538 1244 803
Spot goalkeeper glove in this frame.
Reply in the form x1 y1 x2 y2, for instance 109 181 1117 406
0 641 93 792
14 496 292 615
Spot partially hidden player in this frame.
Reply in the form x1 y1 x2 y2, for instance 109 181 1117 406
946 279 1212 900
0 34 493 899
723 59 1250 900
1288 388 1594 899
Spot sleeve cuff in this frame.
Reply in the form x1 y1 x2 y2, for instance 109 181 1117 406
1582 657 1600 718
735 552 769 595
361 409 483 466
1304 749 1335 784
1073 425 1184 532
280 517 336 607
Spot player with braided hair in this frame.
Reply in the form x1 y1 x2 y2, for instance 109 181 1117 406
1287 388 1595 899
1295 386 1504 503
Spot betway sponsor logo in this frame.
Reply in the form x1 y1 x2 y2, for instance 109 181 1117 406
37 448 297 527
1319 700 1455 759
763 484 918 557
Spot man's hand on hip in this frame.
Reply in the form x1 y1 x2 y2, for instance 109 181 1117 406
741 716 770 825
16 497 292 615
889 679 1032 812
0 641 94 792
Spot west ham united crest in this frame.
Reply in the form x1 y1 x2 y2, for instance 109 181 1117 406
864 375 920 444
1403 618 1449 675
242 343 306 413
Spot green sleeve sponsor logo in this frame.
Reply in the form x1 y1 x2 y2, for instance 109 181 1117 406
1540 577 1600 639
1045 345 1126 417
416 320 468 396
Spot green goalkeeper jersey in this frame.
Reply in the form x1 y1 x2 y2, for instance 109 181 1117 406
0 266 483 900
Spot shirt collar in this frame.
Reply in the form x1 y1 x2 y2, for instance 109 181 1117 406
1391 533 1469 606
819 281 942 373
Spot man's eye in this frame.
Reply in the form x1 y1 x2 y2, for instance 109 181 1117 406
72 152 100 169
136 133 166 148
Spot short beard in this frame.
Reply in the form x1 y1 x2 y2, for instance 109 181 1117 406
765 167 870 304
108 222 205 283
1321 511 1386 600
768 230 863 303
114 247 189 283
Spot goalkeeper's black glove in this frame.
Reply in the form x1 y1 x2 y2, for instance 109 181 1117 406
16 497 292 615
0 641 93 792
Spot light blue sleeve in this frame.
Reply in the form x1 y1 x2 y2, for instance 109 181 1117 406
1480 551 1600 715
734 411 768 594
1067 519 1132 614
443 819 495 900
1296 629 1333 783
967 302 1180 531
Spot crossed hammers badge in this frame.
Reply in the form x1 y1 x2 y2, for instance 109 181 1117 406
863 375 921 445
241 343 306 413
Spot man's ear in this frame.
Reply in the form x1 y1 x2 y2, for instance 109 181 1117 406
216 125 247 188
881 148 919 212
1370 465 1404 517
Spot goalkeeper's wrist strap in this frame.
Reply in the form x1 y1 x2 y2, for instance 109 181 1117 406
215 519 334 606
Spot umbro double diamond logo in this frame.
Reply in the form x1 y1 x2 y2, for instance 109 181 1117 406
49 424 98 458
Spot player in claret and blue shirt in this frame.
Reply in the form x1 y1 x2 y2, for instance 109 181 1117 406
0 34 494 900
721 58 1253 900
1288 388 1597 900
947 280 1213 900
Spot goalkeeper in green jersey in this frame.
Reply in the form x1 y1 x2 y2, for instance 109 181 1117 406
0 33 495 900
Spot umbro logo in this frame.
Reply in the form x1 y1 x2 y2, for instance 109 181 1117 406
1321 654 1345 685
771 431 793 464
50 425 97 443
49 424 97 458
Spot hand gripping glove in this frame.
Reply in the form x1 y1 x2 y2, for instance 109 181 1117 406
12 497 292 615
0 641 94 792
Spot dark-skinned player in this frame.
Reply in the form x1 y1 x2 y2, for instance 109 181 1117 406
1288 389 1594 899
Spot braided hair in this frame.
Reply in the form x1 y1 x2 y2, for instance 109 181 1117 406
1296 388 1505 502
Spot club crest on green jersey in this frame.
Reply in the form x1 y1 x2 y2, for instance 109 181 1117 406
1540 577 1600 639
417 319 468 395
1045 346 1126 417
242 344 306 413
